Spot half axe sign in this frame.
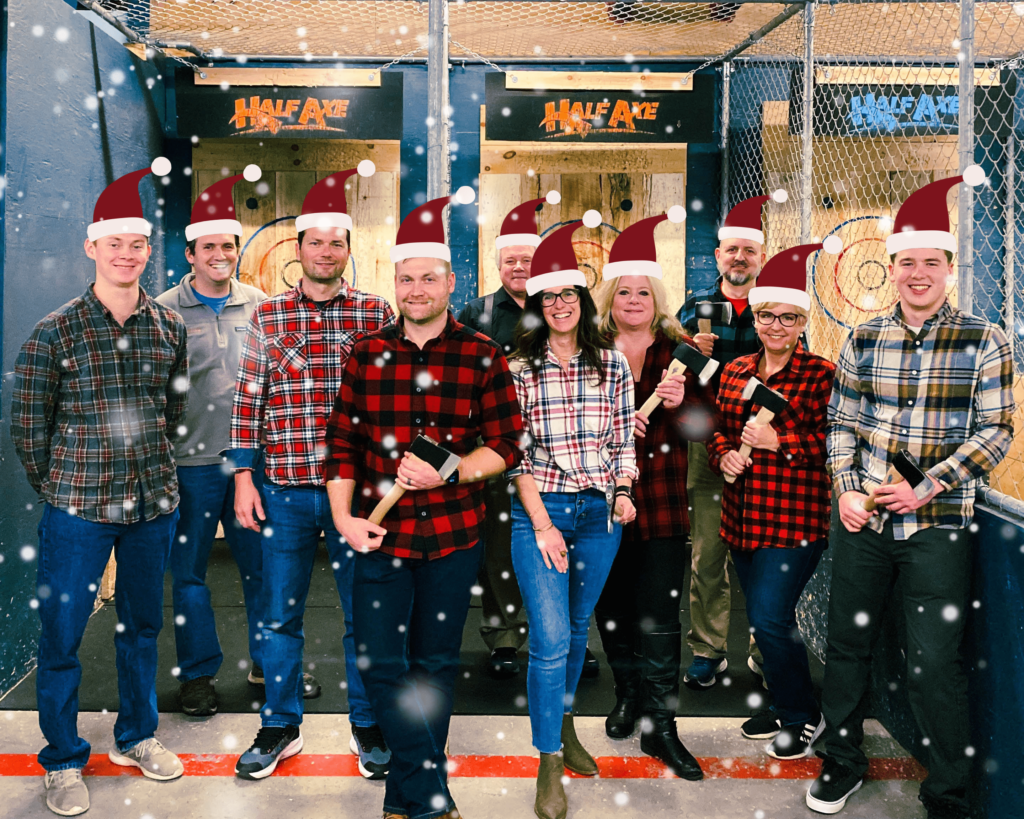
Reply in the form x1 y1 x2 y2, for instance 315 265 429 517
696 301 733 335
724 377 789 485
861 449 928 512
368 434 461 526
635 342 719 435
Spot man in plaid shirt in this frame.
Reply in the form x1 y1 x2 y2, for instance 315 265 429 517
228 170 396 782
12 161 188 816
324 193 523 819
809 170 1015 818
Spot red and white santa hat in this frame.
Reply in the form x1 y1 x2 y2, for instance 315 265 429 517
87 157 172 241
885 165 986 256
390 186 477 264
525 209 603 296
748 237 843 312
603 206 687 281
495 191 561 250
719 190 787 245
295 160 376 234
185 164 261 241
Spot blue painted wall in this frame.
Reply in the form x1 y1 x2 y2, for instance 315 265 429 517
0 0 168 697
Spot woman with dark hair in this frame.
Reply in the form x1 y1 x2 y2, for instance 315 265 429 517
507 216 638 819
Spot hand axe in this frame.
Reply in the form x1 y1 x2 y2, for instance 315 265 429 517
368 434 461 526
724 377 789 485
862 450 927 512
635 342 719 430
696 301 734 335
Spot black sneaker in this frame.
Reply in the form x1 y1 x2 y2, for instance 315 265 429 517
806 754 864 814
487 647 520 679
349 723 391 779
247 665 321 699
235 725 303 780
767 713 825 760
179 675 218 717
581 647 600 678
741 708 781 740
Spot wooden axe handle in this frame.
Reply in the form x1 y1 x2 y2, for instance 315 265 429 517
862 465 903 513
635 359 686 431
724 406 776 485
698 318 712 335
368 483 406 526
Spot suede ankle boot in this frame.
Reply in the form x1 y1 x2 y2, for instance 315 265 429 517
534 752 567 819
560 714 598 776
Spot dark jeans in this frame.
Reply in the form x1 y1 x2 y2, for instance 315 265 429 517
170 461 265 681
36 504 177 771
478 476 528 650
259 483 373 728
822 520 971 812
353 544 483 819
732 540 826 726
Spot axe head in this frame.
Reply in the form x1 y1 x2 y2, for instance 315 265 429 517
672 342 719 384
696 301 734 325
742 377 789 415
410 434 461 480
892 449 927 488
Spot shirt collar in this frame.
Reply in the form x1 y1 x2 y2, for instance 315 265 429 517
890 299 954 331
295 277 350 305
544 341 581 366
397 311 457 346
84 283 150 323
179 274 247 307
493 287 524 310
745 340 808 377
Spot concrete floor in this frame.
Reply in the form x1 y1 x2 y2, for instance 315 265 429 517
0 711 927 818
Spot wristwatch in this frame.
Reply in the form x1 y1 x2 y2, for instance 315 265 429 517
446 470 460 485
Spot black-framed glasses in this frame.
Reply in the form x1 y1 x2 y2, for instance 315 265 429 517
540 288 580 307
754 311 800 327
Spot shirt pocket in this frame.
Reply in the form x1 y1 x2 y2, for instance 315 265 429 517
268 332 308 376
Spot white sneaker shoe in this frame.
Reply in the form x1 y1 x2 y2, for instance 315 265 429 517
108 737 184 781
44 769 89 816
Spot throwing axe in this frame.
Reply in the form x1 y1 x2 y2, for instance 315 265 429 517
635 342 719 432
368 434 461 526
861 449 928 513
696 301 734 335
725 377 789 485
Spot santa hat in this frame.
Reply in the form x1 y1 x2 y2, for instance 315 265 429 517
87 157 171 241
718 189 788 245
526 209 603 296
885 165 986 256
185 164 261 241
748 236 843 312
603 206 687 281
295 160 376 234
390 186 477 264
495 191 561 251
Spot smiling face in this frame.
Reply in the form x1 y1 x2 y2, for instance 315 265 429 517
541 286 582 337
715 237 766 287
889 248 952 319
298 226 350 284
186 233 240 290
497 244 534 300
610 275 655 332
85 233 152 289
753 302 806 355
395 257 455 325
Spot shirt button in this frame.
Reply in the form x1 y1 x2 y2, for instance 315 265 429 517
915 341 921 346
911 370 918 375
415 418 422 425
907 400 914 406
416 387 422 393
420 510 427 517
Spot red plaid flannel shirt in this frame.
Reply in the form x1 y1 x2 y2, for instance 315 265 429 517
324 314 524 561
229 280 396 486
707 344 835 551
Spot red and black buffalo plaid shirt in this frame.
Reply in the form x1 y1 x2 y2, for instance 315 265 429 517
324 313 524 561
706 344 835 551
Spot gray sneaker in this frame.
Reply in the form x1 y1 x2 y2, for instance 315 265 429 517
44 769 89 816
108 737 184 781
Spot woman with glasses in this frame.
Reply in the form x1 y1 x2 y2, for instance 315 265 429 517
507 219 638 819
706 244 837 761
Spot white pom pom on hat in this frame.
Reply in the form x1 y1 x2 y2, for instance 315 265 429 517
545 190 561 205
455 185 476 205
667 205 686 224
822 235 844 254
243 164 262 182
357 159 376 178
150 156 172 177
582 209 602 228
962 164 986 187
772 188 788 203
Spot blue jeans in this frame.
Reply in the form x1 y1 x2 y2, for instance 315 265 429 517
511 489 621 754
36 504 178 771
353 544 483 819
731 540 826 726
259 483 373 728
170 461 265 681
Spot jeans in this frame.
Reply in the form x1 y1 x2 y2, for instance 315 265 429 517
170 460 265 681
511 489 621 754
822 519 971 812
731 540 826 726
259 483 373 728
36 504 178 771
478 476 528 650
353 544 483 819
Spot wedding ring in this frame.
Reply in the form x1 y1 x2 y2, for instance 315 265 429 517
559 550 567 557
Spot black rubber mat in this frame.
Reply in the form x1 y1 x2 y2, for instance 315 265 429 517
0 540 821 717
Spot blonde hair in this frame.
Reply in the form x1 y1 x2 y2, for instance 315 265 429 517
596 276 686 342
750 301 809 320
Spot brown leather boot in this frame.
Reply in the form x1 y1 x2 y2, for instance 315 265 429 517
382 813 408 819
534 752 567 819
560 714 598 776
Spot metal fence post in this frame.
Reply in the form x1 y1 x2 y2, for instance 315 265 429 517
427 0 450 203
958 0 975 314
720 61 732 227
1007 132 1016 338
801 1 815 246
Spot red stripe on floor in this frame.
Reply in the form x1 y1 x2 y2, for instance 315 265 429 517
0 753 926 780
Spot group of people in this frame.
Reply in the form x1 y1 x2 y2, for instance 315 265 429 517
12 155 1014 819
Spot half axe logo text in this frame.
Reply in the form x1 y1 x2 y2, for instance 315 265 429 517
230 96 351 134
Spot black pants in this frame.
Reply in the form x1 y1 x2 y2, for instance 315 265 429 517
821 519 971 812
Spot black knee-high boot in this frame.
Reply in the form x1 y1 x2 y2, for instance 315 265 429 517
596 616 641 739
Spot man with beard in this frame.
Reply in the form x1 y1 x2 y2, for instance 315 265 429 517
326 189 524 819
675 191 786 689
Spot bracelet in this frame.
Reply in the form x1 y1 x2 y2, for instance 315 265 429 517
533 521 554 533
614 486 634 501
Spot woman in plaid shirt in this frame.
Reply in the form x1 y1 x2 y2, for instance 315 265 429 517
707 244 837 763
506 219 638 819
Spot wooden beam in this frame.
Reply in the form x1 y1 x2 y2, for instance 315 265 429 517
506 71 692 93
195 68 383 88
815 66 1000 87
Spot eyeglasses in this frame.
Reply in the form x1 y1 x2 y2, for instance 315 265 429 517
540 288 580 307
754 311 801 327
